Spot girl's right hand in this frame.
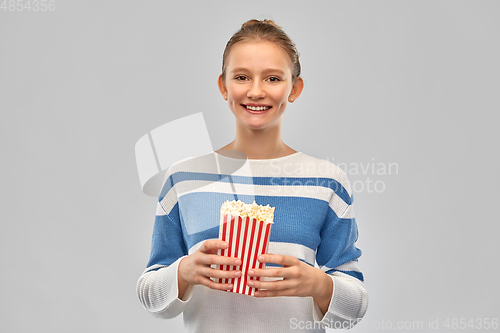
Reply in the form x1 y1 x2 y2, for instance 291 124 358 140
178 239 242 292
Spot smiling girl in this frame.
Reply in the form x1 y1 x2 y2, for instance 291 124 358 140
137 19 368 332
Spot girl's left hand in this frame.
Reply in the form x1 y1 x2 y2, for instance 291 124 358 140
246 253 331 298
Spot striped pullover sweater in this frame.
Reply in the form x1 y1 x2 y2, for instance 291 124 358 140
136 151 368 332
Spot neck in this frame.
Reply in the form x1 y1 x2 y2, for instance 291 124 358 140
220 120 296 159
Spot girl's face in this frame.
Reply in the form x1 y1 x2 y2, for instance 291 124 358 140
219 40 300 131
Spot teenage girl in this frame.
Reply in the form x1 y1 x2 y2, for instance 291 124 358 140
137 19 368 333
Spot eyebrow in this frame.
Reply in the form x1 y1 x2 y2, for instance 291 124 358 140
231 67 286 75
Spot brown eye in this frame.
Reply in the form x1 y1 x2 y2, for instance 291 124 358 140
267 77 280 82
235 76 247 81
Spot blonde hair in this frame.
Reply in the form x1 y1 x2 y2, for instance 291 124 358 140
221 19 301 84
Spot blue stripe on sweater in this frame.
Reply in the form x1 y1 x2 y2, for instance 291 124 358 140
177 193 329 251
147 206 361 278
316 215 362 269
158 172 352 205
265 259 314 269
146 213 188 268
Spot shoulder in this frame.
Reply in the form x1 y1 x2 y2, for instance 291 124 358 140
158 152 217 198
296 152 350 183
293 152 353 203
161 151 224 186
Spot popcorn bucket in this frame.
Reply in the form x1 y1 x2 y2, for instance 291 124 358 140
215 213 273 296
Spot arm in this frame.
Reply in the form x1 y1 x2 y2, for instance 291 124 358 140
136 168 195 319
136 199 194 319
311 196 369 329
246 207 368 329
247 252 367 329
137 204 244 319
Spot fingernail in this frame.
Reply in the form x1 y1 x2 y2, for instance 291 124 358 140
235 259 242 265
227 284 233 290
258 255 264 261
234 271 241 277
248 270 254 276
247 280 254 286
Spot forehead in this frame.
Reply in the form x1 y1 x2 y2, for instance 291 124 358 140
226 40 292 73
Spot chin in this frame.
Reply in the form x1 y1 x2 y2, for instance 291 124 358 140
236 118 263 129
245 120 278 131
245 123 266 130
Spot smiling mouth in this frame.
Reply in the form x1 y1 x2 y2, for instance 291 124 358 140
241 104 272 112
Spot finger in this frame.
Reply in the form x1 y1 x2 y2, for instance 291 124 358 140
197 266 242 279
197 275 233 291
258 254 297 266
247 278 295 291
197 253 241 267
200 239 229 253
247 268 285 278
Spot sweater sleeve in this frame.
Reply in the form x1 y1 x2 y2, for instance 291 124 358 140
136 171 195 319
312 172 369 329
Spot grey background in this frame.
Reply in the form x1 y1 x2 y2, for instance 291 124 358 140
1 0 498 332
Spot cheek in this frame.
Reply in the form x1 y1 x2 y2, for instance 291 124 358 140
272 86 291 102
227 83 245 98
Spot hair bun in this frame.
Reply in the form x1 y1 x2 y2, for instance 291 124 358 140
241 19 282 30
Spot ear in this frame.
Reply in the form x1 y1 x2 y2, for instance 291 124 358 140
218 74 228 98
289 77 304 102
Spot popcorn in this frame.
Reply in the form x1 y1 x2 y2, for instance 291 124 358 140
220 200 275 224
214 200 275 296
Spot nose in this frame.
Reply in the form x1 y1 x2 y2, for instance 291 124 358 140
247 81 265 99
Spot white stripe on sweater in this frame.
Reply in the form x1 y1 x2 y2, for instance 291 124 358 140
160 179 349 219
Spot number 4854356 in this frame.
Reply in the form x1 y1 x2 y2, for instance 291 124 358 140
443 318 498 330
1 0 56 11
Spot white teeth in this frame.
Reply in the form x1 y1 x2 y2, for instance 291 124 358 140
245 105 270 111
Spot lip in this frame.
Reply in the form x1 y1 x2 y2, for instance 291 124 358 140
241 104 272 114
243 103 271 107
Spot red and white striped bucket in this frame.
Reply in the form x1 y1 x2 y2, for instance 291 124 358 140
214 213 272 296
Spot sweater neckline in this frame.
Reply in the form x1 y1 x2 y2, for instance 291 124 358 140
214 151 302 162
